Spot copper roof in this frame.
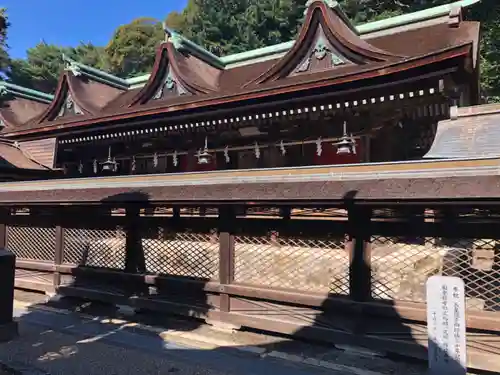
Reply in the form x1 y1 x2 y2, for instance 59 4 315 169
425 103 500 159
0 1 480 138
0 139 53 171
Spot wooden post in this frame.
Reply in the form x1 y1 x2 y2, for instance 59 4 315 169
124 204 145 274
218 206 235 313
347 206 372 302
0 208 8 250
54 217 64 289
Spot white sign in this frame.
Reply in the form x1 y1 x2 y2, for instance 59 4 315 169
426 276 467 375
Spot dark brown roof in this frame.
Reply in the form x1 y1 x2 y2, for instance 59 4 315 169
0 96 50 129
0 139 52 171
0 175 498 204
0 3 479 138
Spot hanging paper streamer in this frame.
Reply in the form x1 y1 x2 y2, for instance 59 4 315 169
224 146 230 163
78 161 84 174
316 138 323 156
153 152 159 168
93 159 98 174
254 142 260 159
131 156 136 172
173 151 178 167
279 140 286 156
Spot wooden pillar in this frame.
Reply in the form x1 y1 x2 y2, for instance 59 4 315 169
0 208 8 250
54 208 64 290
218 206 235 313
124 204 146 274
347 206 372 302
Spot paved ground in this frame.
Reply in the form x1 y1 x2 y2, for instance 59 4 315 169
3 291 429 375
0 304 346 375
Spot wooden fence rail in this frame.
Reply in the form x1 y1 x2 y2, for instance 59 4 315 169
5 204 500 371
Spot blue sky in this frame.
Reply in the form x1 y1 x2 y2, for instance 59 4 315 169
3 0 188 58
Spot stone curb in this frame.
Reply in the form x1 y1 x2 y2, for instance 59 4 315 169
14 300 385 375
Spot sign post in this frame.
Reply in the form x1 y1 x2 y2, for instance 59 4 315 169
426 276 467 375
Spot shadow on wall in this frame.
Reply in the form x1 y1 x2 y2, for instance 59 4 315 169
1 190 469 375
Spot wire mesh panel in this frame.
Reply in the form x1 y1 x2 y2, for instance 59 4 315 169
64 227 126 270
371 236 500 312
234 233 348 294
143 228 219 280
7 225 56 262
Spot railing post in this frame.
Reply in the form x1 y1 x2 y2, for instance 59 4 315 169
124 204 146 274
218 206 235 313
54 207 64 291
0 208 8 250
347 205 372 302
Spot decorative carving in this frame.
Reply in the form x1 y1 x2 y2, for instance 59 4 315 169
313 39 328 60
153 67 188 100
294 29 345 74
296 58 311 73
331 53 344 66
57 93 83 118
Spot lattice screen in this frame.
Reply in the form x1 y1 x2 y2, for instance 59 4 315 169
371 235 500 312
64 227 126 270
143 227 219 280
7 225 56 262
234 233 348 294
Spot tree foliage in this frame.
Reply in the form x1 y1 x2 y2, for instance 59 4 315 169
0 8 9 74
3 0 500 102
105 17 164 77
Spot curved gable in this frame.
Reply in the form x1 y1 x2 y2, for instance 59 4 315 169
246 0 402 87
128 33 222 107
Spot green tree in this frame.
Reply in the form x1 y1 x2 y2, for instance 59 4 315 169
8 43 71 93
105 17 164 78
70 42 109 71
165 11 185 30
176 0 305 56
0 8 10 73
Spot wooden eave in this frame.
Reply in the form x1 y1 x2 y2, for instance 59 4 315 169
247 1 402 86
0 157 499 204
2 43 472 139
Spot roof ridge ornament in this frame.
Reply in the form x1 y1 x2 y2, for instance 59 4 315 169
0 83 8 97
448 5 463 27
62 54 82 77
305 0 338 12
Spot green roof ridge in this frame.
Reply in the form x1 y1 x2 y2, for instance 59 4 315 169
62 54 129 90
222 0 480 66
357 0 480 34
104 0 482 86
163 25 225 70
0 81 54 103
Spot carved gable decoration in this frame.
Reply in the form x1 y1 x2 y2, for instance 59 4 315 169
57 93 84 118
247 0 401 86
293 24 349 76
152 64 190 100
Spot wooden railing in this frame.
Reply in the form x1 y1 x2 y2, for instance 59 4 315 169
5 204 500 370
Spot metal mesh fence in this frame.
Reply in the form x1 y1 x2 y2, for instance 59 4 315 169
371 235 500 312
143 227 219 280
234 232 348 294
